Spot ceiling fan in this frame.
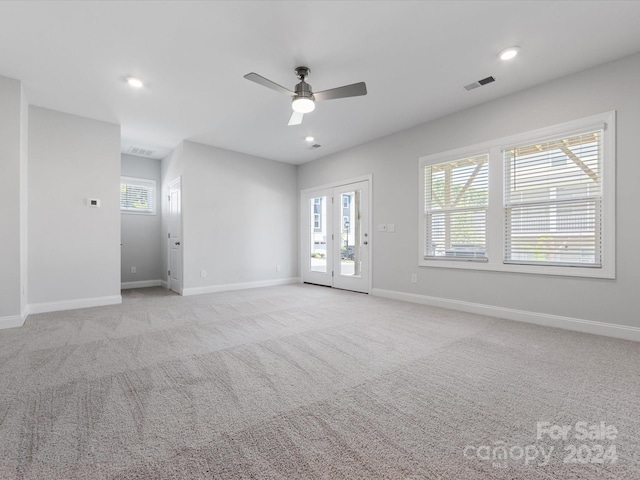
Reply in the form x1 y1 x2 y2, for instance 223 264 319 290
243 66 367 126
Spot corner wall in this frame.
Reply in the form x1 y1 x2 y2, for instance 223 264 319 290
181 141 298 294
297 52 640 338
0 75 26 327
20 87 28 316
28 106 121 313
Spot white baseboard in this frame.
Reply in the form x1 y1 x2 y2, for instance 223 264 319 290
0 305 31 330
182 277 301 297
29 295 122 315
160 280 168 289
371 288 640 342
0 314 25 330
121 279 163 289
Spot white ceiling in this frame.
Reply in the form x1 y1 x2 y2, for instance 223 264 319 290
1 1 640 164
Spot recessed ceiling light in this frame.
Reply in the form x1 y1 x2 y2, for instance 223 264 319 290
126 76 144 88
498 46 520 61
305 136 315 142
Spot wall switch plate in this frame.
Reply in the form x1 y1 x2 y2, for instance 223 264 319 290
388 223 395 232
378 224 388 232
276 265 281 272
131 266 136 274
200 270 207 278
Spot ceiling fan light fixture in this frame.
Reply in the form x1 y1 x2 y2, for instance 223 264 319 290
292 97 315 113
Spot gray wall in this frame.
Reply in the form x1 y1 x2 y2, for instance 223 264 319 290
28 106 121 305
298 52 640 329
0 75 25 319
120 154 162 284
181 140 298 291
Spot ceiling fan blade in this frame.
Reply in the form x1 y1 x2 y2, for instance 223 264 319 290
244 73 294 96
313 82 367 101
288 110 304 126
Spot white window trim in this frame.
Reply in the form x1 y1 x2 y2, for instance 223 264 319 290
418 111 615 279
120 176 157 215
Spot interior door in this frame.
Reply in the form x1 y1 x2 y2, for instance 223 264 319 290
301 180 370 293
168 177 182 294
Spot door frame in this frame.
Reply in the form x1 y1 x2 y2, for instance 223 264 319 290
300 174 372 293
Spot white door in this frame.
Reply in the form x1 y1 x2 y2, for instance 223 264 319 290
168 177 182 294
302 188 334 287
302 180 370 293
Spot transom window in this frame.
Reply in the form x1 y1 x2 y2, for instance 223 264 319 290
418 112 615 279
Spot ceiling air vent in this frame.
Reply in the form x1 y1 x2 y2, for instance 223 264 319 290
311 144 321 149
127 146 156 157
464 76 496 91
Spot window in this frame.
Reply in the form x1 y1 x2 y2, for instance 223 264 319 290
120 176 156 215
504 131 602 267
419 112 615 278
424 154 489 260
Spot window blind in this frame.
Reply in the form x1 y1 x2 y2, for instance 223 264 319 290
503 130 602 266
424 154 489 259
120 177 155 214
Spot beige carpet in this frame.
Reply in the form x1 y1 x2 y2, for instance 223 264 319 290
0 284 638 479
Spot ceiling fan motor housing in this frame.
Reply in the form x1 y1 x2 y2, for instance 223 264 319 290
294 80 314 100
292 67 315 113
292 81 315 113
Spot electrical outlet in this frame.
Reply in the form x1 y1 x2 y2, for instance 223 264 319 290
388 223 396 233
411 273 417 283
276 265 281 272
131 267 136 274
200 269 207 278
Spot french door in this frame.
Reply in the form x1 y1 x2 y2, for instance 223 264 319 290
301 180 370 293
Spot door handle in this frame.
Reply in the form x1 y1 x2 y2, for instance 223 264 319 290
363 241 368 245
175 242 181 246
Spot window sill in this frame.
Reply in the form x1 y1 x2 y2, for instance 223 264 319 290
419 258 615 279
121 210 157 216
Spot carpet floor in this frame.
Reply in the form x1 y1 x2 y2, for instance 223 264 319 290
0 284 638 479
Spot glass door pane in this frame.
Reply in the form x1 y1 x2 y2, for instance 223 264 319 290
339 190 361 277
310 196 327 273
